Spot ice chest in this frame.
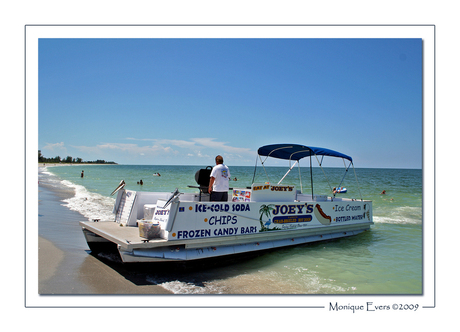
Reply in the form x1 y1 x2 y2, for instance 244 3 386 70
138 221 161 239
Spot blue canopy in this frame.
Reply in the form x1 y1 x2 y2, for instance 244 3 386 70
257 144 353 162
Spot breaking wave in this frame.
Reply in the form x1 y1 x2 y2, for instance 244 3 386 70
60 180 115 221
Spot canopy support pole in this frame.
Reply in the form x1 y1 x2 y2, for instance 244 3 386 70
333 160 352 199
298 161 303 193
278 160 298 184
310 155 313 198
310 154 335 199
259 155 270 184
339 160 351 187
251 155 258 184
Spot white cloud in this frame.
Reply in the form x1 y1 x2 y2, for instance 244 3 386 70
42 142 66 152
74 143 174 156
191 138 252 154
70 138 255 164
122 138 252 155
154 139 197 149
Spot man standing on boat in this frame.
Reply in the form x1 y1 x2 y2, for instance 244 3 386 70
208 155 230 201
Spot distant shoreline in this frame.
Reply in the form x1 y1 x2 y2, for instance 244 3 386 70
39 163 118 167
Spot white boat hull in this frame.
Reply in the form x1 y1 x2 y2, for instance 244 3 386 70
119 225 370 263
80 186 373 263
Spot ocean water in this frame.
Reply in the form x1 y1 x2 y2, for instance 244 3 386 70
39 164 422 294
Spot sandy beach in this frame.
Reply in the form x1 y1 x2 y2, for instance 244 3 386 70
38 167 172 294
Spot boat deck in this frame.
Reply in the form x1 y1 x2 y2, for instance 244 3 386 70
80 221 168 249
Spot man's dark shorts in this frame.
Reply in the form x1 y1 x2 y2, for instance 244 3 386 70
210 191 228 202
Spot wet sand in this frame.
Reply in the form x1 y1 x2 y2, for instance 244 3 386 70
38 172 172 294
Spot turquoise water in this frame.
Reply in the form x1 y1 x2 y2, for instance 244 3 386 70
40 164 422 294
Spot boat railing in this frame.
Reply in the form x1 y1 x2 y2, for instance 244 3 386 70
295 194 329 202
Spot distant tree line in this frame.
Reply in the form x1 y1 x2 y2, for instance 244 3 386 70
38 150 117 164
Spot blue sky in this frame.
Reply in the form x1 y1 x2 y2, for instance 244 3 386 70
39 38 422 168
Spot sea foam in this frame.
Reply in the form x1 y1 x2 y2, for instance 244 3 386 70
373 206 422 225
60 179 115 221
